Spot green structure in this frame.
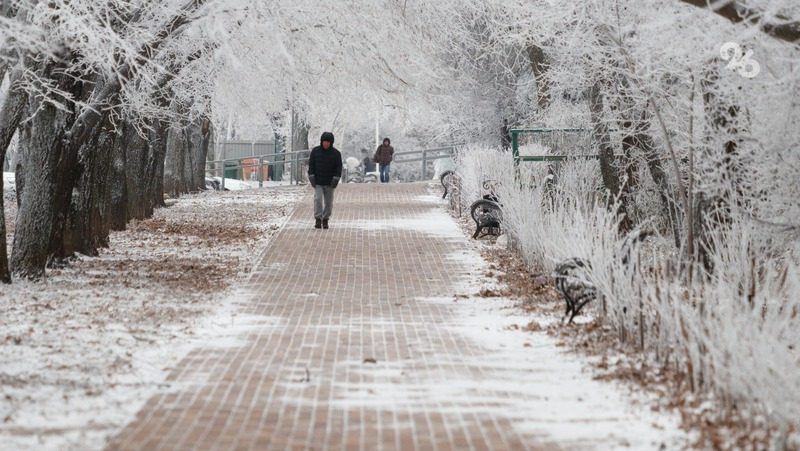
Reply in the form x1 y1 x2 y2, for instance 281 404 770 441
224 160 241 179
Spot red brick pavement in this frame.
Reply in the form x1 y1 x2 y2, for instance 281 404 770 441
106 183 546 451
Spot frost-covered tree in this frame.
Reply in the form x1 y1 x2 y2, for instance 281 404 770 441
0 0 454 281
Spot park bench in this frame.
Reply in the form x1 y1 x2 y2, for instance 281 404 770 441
470 179 502 239
552 258 596 324
440 171 502 239
440 170 455 199
552 228 654 324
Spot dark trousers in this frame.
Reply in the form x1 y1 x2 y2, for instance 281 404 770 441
379 163 390 183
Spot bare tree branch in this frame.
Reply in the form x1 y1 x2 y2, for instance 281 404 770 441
678 0 800 43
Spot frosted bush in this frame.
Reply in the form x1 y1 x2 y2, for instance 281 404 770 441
456 145 800 435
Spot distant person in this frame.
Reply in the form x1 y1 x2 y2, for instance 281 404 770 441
374 137 394 183
361 148 376 175
308 132 343 229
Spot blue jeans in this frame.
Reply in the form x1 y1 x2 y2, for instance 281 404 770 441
379 163 390 183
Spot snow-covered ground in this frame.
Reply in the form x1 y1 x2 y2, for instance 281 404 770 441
0 183 689 449
0 186 305 450
208 176 298 191
442 209 686 449
328 189 687 449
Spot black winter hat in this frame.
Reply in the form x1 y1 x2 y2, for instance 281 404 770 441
383 137 391 144
320 131 335 145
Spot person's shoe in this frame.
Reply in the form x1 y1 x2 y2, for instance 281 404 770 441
322 219 329 229
315 218 322 229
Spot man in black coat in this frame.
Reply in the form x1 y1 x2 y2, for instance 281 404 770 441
308 131 343 229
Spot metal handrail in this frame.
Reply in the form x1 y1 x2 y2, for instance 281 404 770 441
389 145 458 180
206 149 311 165
205 144 460 189
205 149 311 190
393 146 456 157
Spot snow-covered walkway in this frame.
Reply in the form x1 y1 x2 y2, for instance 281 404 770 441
107 183 684 450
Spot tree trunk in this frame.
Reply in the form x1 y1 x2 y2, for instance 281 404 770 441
589 80 635 231
292 118 310 183
199 117 212 185
182 126 196 191
618 92 683 245
11 68 79 279
700 69 745 199
59 119 117 258
109 124 128 230
292 118 310 151
124 124 151 220
188 118 211 190
0 179 7 283
629 111 683 246
0 69 28 166
677 0 800 43
0 68 28 283
148 121 168 211
588 81 628 208
526 44 550 112
696 66 747 271
163 123 188 197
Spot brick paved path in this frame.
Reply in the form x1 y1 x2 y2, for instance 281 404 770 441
107 183 674 451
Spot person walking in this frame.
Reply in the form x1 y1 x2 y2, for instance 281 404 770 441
361 148 376 175
374 138 394 183
308 132 343 229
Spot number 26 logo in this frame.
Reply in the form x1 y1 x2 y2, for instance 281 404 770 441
720 42 760 79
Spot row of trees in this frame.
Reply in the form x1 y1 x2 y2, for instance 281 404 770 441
0 0 225 282
1 0 431 283
405 0 800 264
406 0 800 436
4 0 796 282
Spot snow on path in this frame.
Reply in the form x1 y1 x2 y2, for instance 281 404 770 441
100 183 686 450
332 191 686 450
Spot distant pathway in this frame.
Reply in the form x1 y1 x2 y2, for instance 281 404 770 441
107 183 680 451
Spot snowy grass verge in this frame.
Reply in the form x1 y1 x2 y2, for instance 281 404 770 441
454 145 800 449
0 186 305 450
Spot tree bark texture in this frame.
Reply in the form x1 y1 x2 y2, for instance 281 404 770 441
109 124 128 230
59 119 117 258
588 83 622 197
164 123 188 197
147 121 168 211
11 66 81 279
0 67 28 283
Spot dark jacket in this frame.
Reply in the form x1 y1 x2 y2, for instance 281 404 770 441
308 132 343 186
374 144 394 165
362 156 376 173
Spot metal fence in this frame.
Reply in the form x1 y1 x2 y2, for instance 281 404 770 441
205 149 310 190
215 140 280 161
205 144 459 190
391 145 458 179
511 128 593 163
